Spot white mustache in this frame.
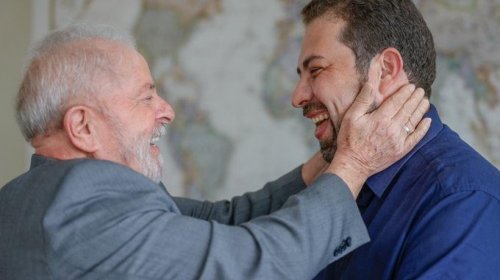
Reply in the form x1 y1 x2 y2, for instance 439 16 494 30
152 124 167 138
150 124 168 144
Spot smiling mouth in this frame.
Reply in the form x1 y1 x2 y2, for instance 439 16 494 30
309 112 331 140
150 124 167 146
311 113 330 125
150 136 160 146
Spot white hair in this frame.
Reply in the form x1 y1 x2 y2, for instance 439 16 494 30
16 24 137 141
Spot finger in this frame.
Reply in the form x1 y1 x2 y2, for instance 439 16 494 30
344 83 375 120
375 84 415 119
404 117 431 149
407 97 430 132
392 87 425 126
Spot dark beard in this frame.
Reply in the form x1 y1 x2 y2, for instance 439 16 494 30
320 143 336 163
320 130 336 163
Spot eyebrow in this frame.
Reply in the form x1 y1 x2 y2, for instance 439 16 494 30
139 82 155 93
133 82 156 100
296 55 325 75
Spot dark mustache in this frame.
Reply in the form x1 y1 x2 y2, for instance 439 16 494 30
303 103 328 117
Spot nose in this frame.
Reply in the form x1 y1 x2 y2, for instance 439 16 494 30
156 95 175 124
292 78 313 108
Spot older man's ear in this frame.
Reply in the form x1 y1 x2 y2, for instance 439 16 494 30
63 106 101 154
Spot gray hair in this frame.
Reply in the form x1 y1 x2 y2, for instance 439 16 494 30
16 24 137 141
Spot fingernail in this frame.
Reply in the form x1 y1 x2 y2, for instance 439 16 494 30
409 84 416 92
417 88 425 97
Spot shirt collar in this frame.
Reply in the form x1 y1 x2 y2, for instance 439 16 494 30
365 104 443 198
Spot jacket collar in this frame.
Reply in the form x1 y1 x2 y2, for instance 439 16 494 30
30 154 55 169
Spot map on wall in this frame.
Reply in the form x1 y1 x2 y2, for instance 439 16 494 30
49 0 500 200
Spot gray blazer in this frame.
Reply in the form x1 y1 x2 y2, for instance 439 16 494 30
0 155 368 279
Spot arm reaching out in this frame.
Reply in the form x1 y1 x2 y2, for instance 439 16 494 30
302 151 329 186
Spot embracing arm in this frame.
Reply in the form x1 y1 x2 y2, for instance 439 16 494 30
44 161 367 280
173 165 306 224
172 155 360 226
174 152 327 225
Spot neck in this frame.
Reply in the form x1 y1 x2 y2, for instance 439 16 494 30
31 131 89 160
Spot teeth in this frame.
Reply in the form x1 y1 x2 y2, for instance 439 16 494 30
150 124 167 145
311 113 330 124
151 136 160 144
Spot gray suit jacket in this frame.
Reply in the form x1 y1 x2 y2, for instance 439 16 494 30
0 155 368 279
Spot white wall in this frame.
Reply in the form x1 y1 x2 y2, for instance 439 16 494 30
0 1 32 186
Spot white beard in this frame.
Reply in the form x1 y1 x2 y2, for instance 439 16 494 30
112 122 164 183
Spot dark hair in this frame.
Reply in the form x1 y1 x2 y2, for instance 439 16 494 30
302 0 436 97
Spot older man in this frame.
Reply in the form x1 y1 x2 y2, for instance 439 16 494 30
0 24 428 279
292 1 500 279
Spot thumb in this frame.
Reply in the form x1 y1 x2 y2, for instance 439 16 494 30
344 83 375 120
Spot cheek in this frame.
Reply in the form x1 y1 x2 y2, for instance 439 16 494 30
323 85 359 123
311 79 340 107
131 108 155 129
311 78 335 104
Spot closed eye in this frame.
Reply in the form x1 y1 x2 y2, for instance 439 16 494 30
310 67 322 76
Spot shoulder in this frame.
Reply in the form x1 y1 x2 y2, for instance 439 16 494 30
45 158 179 226
2 158 150 195
56 158 154 186
59 158 142 176
35 158 172 211
415 125 500 201
17 157 146 181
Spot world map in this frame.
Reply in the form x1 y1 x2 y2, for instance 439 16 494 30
50 0 499 200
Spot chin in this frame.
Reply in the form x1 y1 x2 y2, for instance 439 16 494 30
319 136 337 162
320 144 336 163
321 150 334 163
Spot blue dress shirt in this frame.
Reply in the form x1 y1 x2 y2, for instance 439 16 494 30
314 105 500 279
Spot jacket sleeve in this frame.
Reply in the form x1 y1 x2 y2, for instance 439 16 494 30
44 161 369 280
172 166 307 225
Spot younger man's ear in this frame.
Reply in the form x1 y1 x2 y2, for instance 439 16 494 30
63 106 100 153
377 47 405 98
